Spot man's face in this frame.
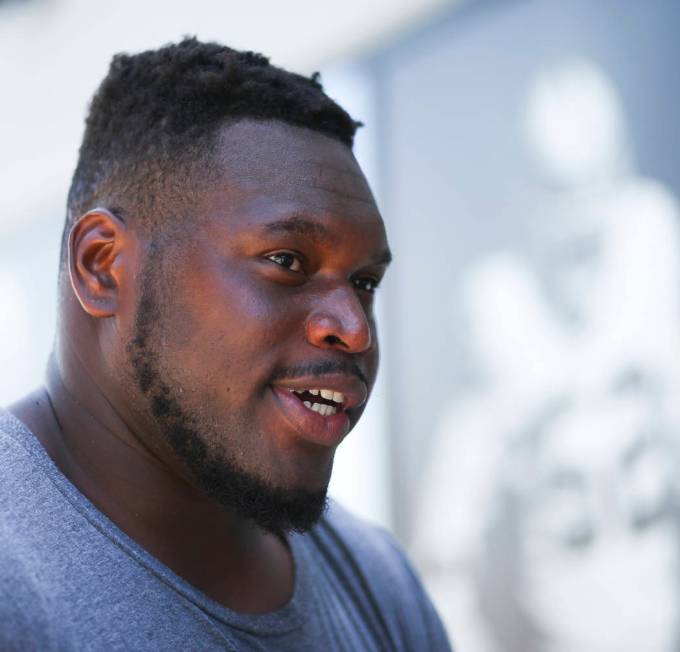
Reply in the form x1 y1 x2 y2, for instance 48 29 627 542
122 120 390 532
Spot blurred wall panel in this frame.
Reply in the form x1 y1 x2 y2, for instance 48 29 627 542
364 0 680 649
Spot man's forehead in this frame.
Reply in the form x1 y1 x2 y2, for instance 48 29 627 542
211 120 376 207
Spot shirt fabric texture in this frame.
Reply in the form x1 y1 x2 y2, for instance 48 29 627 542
0 407 451 651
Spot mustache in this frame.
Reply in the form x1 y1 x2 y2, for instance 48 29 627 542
270 359 368 387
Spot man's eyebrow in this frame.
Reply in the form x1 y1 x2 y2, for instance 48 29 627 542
261 216 336 245
260 215 392 265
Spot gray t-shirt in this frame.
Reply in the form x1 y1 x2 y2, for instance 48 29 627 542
0 408 451 651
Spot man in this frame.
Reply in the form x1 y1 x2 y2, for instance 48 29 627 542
0 38 451 650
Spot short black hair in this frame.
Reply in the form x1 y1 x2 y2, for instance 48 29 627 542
61 37 361 268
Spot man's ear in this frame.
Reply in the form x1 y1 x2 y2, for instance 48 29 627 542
68 208 128 318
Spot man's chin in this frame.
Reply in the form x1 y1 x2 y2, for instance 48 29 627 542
246 489 330 535
179 442 330 533
206 467 330 534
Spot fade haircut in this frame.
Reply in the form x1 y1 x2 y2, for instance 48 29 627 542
60 36 361 269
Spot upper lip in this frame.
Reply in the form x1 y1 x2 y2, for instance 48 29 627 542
270 374 368 410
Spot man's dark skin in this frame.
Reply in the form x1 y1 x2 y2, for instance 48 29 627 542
10 120 391 614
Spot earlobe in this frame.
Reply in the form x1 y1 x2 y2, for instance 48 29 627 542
68 208 127 318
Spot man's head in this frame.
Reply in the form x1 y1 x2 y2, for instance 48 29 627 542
62 36 360 265
59 38 390 533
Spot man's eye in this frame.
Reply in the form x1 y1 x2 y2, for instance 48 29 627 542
353 277 380 293
266 252 304 273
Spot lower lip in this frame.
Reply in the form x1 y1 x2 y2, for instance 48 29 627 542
269 386 351 447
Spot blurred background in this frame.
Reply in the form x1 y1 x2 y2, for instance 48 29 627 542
2 0 680 649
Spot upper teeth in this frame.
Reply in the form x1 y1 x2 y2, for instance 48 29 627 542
291 388 345 404
288 388 346 416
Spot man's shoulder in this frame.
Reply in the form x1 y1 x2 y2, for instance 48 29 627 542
0 407 55 510
0 407 62 567
0 407 82 568
0 404 36 454
0 409 67 649
303 500 452 651
0 407 43 502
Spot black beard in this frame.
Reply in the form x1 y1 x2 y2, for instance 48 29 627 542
126 278 328 535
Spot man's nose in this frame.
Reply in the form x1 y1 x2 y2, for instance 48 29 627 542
304 285 373 353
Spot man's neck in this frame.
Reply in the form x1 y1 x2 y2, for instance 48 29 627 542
8 357 294 614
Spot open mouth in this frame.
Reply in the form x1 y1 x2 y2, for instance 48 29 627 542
287 388 345 417
268 378 363 446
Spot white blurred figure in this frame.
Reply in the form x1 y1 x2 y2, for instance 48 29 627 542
516 385 679 652
414 59 680 651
